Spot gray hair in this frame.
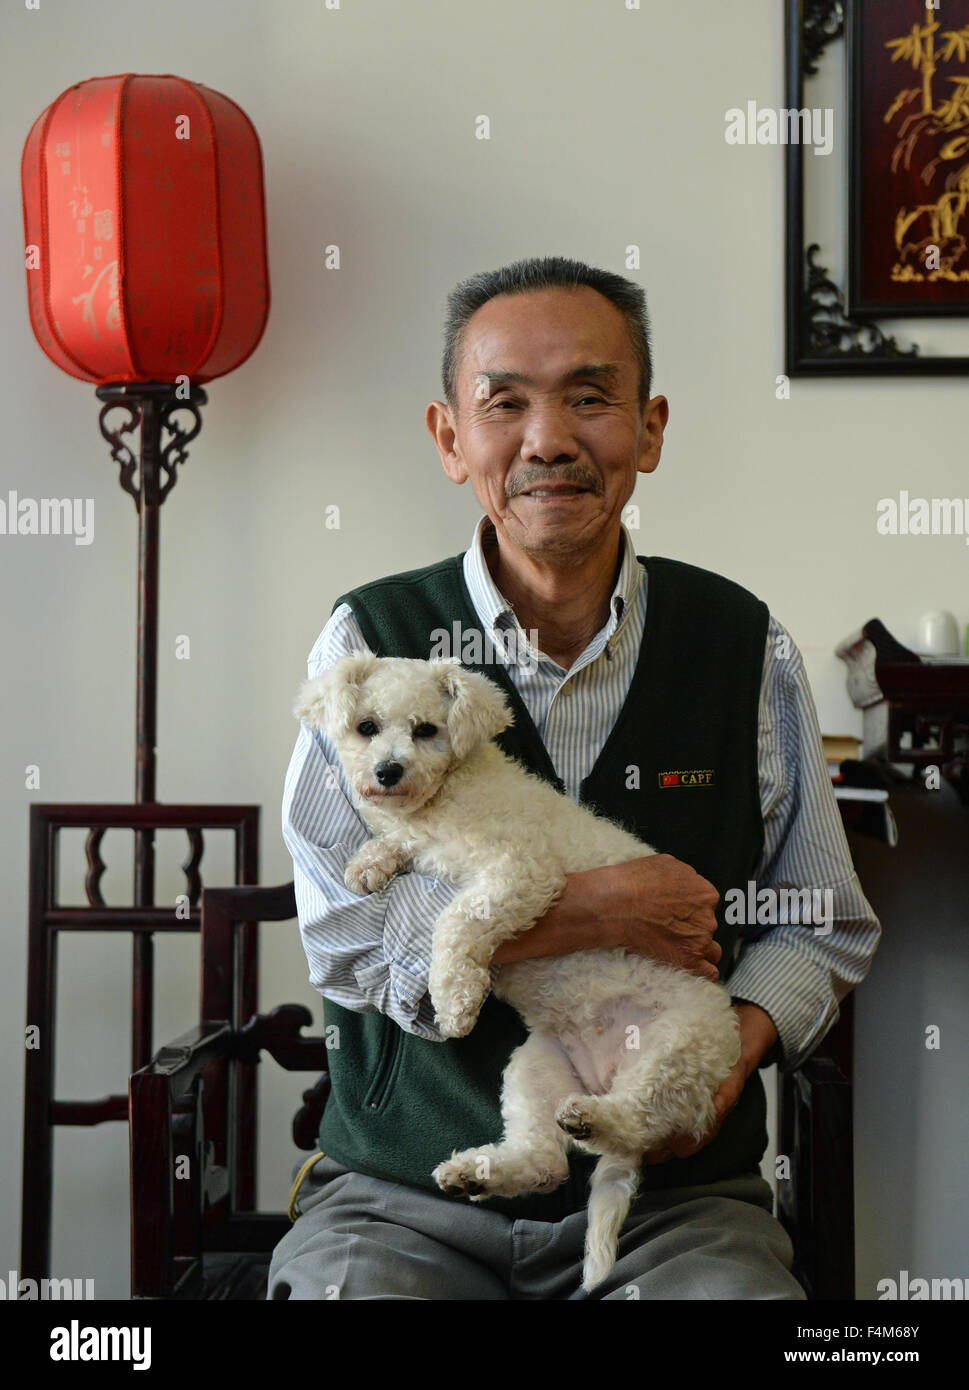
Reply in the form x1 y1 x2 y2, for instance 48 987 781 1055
441 256 653 415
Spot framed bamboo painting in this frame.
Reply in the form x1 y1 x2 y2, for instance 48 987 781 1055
848 0 969 317
785 0 969 373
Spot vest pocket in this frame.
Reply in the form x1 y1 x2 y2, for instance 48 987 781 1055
361 1019 403 1113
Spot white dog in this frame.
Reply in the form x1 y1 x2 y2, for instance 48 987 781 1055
294 653 741 1292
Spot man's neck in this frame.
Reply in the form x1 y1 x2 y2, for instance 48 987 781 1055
483 521 623 670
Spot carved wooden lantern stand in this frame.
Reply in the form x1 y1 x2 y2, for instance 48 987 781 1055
19 73 269 1284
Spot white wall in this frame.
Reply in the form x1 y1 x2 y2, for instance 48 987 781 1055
1 0 966 1300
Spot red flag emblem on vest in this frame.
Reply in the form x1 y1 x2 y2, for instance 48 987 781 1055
658 770 715 788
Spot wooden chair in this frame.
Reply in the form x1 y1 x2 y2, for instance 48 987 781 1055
129 881 855 1299
129 881 329 1299
21 802 260 1289
776 1011 854 1300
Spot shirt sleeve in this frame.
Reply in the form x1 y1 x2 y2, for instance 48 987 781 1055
726 615 882 1073
281 605 460 1039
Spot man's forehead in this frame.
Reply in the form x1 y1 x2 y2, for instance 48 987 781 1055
474 362 623 396
459 288 634 391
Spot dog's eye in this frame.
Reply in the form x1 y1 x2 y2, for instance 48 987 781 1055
413 722 438 739
357 720 379 737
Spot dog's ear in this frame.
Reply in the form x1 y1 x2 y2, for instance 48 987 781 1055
433 661 513 760
293 651 379 735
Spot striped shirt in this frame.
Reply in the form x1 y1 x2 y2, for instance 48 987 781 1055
282 515 881 1072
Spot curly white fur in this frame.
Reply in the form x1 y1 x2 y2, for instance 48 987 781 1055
294 653 741 1293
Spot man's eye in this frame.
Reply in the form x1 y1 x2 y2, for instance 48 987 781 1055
413 723 438 739
357 720 378 737
491 396 604 409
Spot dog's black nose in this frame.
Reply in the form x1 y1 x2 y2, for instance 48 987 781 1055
374 760 404 787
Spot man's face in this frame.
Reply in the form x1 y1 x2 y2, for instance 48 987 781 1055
427 286 668 560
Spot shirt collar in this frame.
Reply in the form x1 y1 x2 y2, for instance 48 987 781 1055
462 514 643 655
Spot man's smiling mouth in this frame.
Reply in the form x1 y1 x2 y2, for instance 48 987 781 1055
520 485 591 497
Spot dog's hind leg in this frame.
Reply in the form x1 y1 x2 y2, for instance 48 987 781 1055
555 1015 730 1159
432 1031 579 1199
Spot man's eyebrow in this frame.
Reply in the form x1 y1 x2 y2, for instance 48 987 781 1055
475 363 622 392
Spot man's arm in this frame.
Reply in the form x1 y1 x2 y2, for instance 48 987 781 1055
725 617 882 1074
647 619 881 1159
490 855 724 979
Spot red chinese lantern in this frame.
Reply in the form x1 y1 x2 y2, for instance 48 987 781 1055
21 72 269 385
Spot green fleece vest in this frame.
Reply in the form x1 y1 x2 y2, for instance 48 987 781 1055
317 549 770 1220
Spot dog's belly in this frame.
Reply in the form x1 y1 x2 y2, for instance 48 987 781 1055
555 1002 662 1096
494 947 680 1024
494 950 691 1094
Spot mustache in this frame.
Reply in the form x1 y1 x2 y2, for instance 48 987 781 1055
507 467 603 497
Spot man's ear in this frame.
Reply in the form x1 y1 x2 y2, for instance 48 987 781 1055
293 651 379 736
433 660 513 760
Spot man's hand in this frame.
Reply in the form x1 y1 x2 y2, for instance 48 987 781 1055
602 853 722 981
643 1001 779 1164
490 853 722 980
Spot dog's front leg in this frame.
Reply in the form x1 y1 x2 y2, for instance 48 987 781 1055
428 889 496 1038
345 838 413 895
429 866 564 1038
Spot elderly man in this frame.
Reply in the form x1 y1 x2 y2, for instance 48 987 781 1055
268 256 880 1301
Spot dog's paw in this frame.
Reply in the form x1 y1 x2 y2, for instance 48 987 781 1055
432 1154 490 1198
433 1150 568 1199
345 861 393 894
430 962 490 1038
555 1096 596 1141
344 842 407 895
434 1000 482 1039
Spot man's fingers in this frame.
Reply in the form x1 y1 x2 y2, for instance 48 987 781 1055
643 1146 675 1165
693 874 720 907
645 1135 701 1163
673 918 721 976
686 904 719 934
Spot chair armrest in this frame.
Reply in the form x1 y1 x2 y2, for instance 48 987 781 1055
129 1021 234 1299
129 1010 330 1299
776 1055 854 1300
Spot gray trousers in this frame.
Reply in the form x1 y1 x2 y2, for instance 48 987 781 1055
266 1155 807 1300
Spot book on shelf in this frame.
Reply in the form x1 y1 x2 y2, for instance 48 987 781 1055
823 733 862 781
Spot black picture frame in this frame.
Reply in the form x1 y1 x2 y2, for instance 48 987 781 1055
785 0 969 375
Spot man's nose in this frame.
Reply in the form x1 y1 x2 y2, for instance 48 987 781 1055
521 409 580 463
374 760 404 787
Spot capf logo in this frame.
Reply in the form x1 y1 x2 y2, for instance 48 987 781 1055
658 769 715 788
